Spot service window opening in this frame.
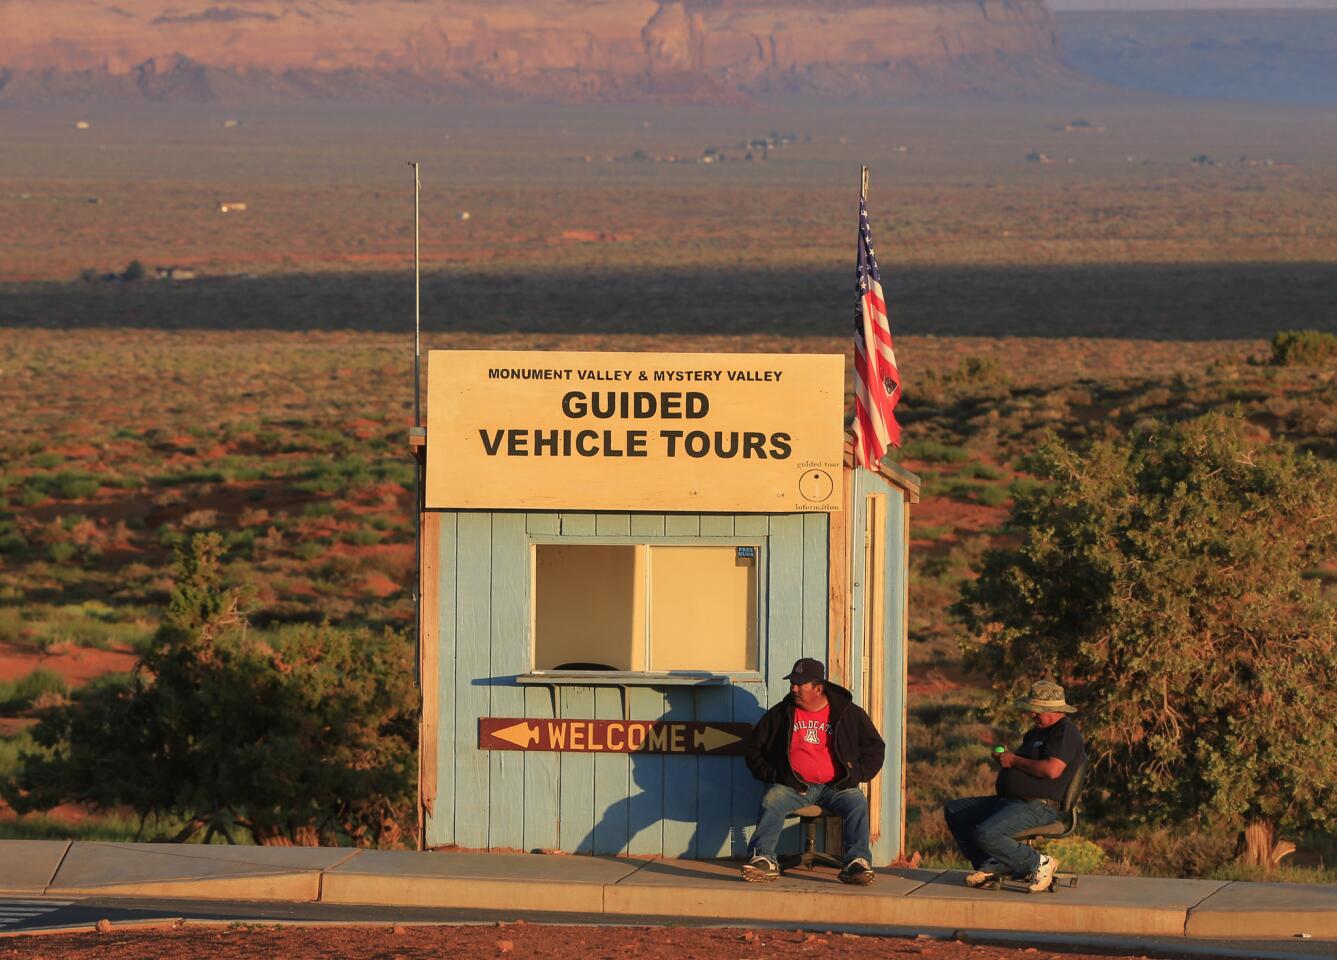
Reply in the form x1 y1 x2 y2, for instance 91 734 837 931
533 544 760 673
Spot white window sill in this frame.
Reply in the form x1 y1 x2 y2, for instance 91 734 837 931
516 671 762 687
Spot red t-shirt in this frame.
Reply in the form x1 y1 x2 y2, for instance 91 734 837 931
789 704 836 785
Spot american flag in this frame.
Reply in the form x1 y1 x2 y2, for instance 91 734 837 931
852 195 902 469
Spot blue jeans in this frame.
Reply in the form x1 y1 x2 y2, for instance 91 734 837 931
943 795 1057 878
747 782 872 866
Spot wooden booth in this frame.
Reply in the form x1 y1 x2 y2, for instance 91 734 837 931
413 349 919 863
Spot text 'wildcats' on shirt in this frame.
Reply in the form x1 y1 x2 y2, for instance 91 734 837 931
793 718 833 744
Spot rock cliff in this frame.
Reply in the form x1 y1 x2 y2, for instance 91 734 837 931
0 0 1063 102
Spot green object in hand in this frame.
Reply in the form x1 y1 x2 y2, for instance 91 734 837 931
993 745 1006 755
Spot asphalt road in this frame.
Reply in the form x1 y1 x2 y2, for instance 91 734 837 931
0 896 1332 960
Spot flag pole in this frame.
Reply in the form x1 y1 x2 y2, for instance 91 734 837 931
861 165 869 203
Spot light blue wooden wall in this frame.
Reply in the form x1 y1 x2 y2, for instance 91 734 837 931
424 501 907 860
850 470 909 864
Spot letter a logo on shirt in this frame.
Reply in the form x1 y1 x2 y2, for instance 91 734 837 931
803 728 821 745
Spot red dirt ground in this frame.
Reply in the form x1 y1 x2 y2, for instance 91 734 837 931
0 642 137 687
0 924 1205 960
908 497 1010 540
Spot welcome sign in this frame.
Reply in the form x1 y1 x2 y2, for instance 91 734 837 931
425 350 846 512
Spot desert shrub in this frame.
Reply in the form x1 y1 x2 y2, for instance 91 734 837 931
220 528 257 554
46 542 77 564
901 440 970 464
1006 476 1051 500
0 519 26 556
0 669 68 711
152 469 227 487
972 484 1009 507
952 355 1008 386
295 541 326 561
0 810 202 843
374 461 416 490
4 533 417 847
919 355 1012 406
156 525 186 549
48 471 101 500
298 428 355 455
958 462 1003 481
6 601 155 652
0 731 39 780
1102 825 1237 878
931 476 1008 506
1271 330 1337 367
955 412 1337 868
342 528 383 546
1037 835 1107 874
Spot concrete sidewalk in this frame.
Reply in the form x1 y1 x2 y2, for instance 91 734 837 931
3 840 1333 942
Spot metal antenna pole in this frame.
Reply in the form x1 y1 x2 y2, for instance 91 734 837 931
407 161 425 848
410 161 422 427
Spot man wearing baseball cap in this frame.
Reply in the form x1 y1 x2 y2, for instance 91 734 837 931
740 657 886 885
943 680 1085 892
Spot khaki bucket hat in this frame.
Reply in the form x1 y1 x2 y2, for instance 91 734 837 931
1014 680 1077 714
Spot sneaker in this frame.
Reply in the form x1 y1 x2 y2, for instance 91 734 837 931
741 856 780 883
964 869 996 888
838 857 875 886
1027 855 1058 893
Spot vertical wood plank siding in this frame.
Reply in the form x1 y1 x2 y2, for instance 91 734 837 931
423 504 906 859
417 513 441 839
488 514 527 849
452 513 492 850
852 471 909 865
425 513 457 848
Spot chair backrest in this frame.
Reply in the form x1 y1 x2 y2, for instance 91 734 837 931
1059 754 1088 815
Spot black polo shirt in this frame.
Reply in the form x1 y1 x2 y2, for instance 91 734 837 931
996 717 1084 802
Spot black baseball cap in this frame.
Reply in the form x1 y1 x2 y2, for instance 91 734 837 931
783 658 825 684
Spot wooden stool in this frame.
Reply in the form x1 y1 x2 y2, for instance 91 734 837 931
779 804 844 870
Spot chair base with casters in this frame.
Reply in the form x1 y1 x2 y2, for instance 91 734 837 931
779 805 844 871
985 757 1088 894
980 814 1079 893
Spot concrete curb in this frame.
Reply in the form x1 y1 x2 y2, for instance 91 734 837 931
2 840 1333 943
1185 880 1337 940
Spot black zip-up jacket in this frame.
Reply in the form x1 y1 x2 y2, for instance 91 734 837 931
742 681 886 791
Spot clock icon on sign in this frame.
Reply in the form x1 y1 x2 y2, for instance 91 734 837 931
798 469 834 503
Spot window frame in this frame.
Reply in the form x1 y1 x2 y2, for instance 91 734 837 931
522 534 767 686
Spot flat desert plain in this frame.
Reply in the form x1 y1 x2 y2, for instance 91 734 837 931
0 97 1333 870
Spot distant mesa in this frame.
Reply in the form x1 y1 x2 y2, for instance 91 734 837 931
0 0 1067 103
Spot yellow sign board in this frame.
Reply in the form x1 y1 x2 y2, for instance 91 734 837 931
425 350 845 513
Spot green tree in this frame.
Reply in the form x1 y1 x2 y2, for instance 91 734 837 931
4 533 417 847
954 413 1337 867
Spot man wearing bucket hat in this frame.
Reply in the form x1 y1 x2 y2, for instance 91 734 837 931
943 680 1085 893
740 657 885 886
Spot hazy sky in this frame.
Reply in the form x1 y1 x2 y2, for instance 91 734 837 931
1050 0 1337 9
